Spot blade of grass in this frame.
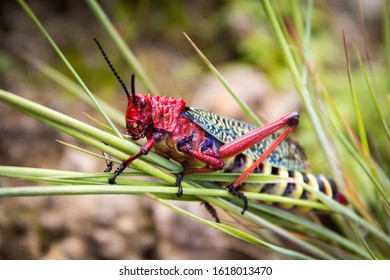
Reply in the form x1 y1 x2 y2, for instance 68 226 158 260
342 32 370 156
350 223 379 260
27 55 124 125
149 194 312 259
82 112 117 133
209 199 335 259
0 164 326 209
260 0 343 186
55 139 122 165
301 0 313 83
0 180 325 210
0 166 87 179
0 184 201 199
17 0 123 139
352 42 390 140
289 0 304 40
248 202 371 259
183 32 263 127
314 80 390 216
298 181 390 246
383 0 390 92
325 112 390 208
85 0 160 95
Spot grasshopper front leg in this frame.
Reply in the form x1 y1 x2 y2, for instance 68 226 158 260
108 131 165 184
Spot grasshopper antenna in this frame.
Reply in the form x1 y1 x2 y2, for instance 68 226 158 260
131 74 136 105
93 37 132 102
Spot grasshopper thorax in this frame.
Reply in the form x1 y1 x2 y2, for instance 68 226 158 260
125 94 187 140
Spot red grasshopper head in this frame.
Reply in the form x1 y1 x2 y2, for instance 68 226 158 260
125 93 153 140
93 38 153 140
93 38 184 140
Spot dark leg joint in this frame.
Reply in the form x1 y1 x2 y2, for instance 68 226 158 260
287 112 300 126
140 147 149 155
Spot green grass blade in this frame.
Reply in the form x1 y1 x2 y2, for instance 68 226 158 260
301 0 313 82
85 0 160 95
0 184 192 198
17 0 123 140
150 194 312 259
248 203 371 259
384 0 390 92
326 116 390 207
208 199 335 259
27 56 124 125
352 42 390 140
183 32 263 127
290 0 304 40
260 0 343 185
298 181 390 246
56 139 122 165
343 33 370 155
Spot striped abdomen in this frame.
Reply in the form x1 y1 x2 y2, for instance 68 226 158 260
223 154 347 210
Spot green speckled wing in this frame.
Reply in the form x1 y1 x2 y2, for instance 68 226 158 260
184 107 308 171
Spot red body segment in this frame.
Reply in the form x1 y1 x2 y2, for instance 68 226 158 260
149 95 186 132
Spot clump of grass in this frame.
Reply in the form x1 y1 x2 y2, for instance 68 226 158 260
0 0 389 259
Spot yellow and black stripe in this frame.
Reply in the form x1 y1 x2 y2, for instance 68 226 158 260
223 154 347 210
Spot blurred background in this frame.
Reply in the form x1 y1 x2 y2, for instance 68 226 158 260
0 0 387 259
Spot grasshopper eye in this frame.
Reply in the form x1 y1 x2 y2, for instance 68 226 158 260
139 99 146 108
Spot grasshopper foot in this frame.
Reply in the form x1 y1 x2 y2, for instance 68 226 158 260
104 161 113 173
108 163 126 184
226 185 248 215
108 174 117 185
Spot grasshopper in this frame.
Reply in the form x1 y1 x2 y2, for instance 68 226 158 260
94 39 347 216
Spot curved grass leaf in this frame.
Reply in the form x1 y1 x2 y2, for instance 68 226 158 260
17 0 123 139
85 0 160 95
